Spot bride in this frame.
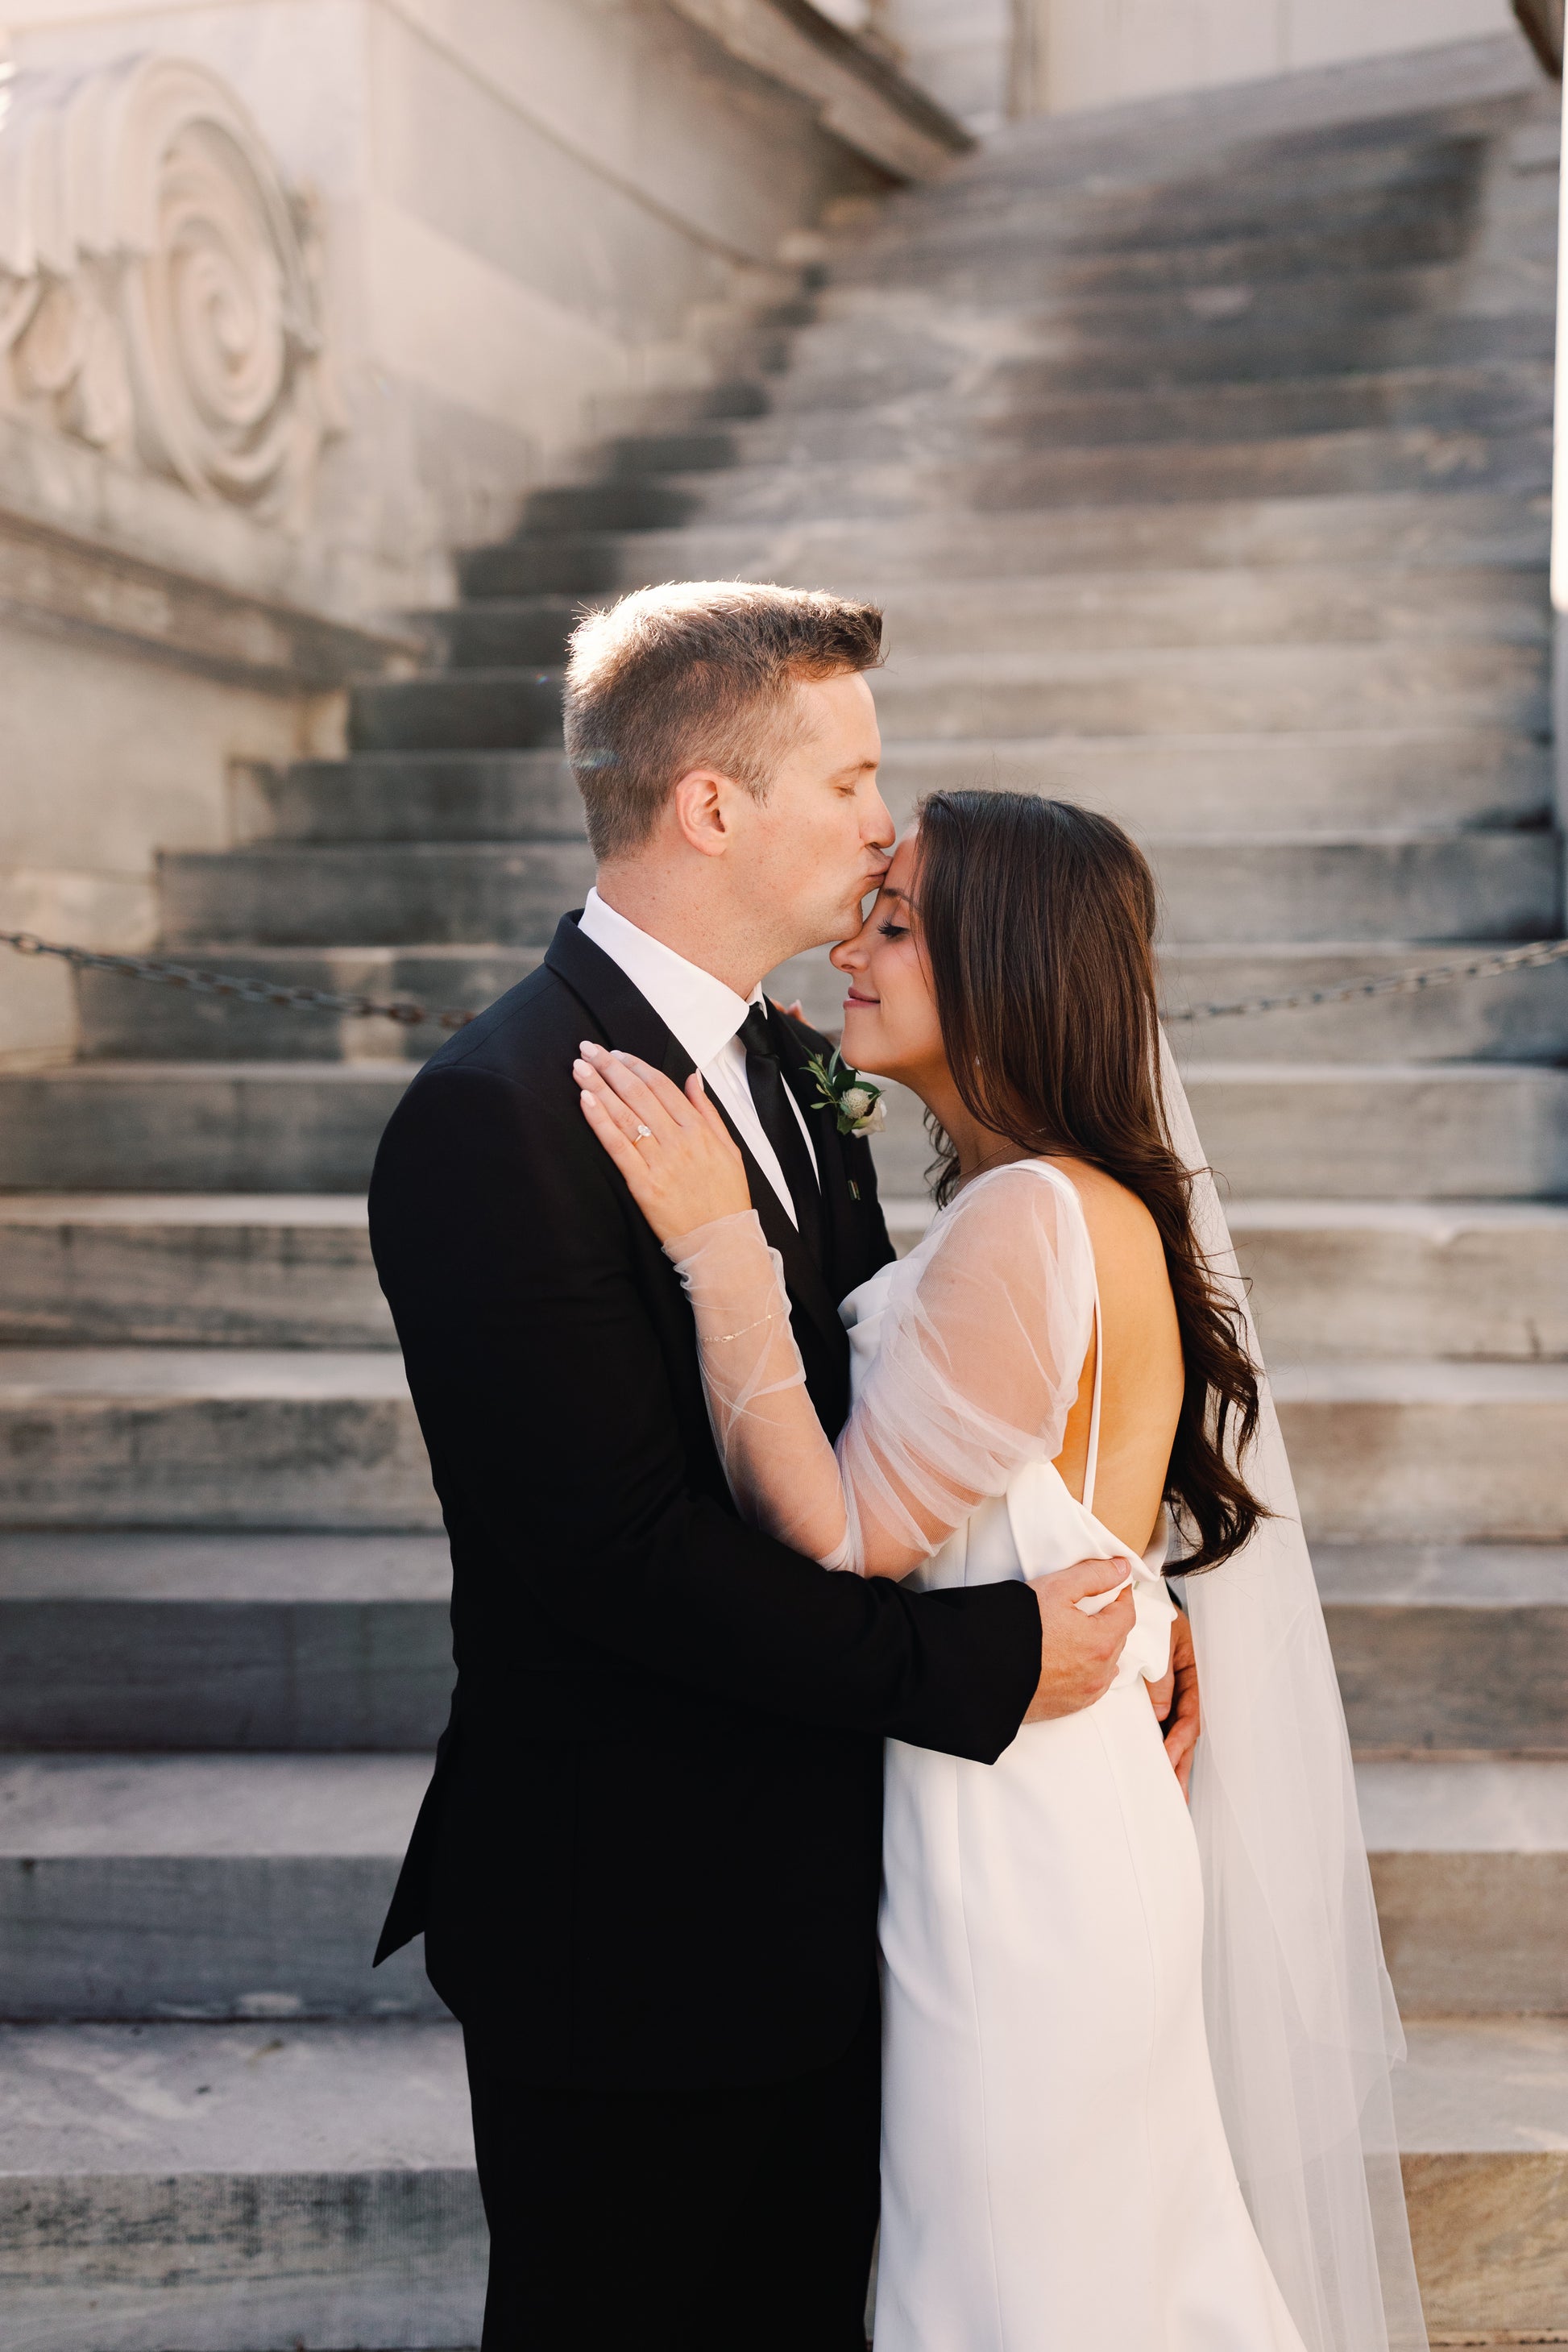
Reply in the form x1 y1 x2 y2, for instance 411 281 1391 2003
573 790 1427 2352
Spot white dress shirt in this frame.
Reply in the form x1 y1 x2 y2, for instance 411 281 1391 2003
577 888 820 1230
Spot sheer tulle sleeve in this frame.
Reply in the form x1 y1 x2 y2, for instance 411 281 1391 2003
664 1164 1097 1580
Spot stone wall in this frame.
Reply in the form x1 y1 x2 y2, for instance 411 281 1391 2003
0 0 955 1066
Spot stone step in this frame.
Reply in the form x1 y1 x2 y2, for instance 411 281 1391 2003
76 935 1568 1069
1187 1060 1568 1201
873 566 1550 655
875 104 1520 222
0 1754 442 2018
349 668 564 754
0 1532 450 1751
673 361 1555 467
76 946 537 1064
868 1062 1568 1201
6 1055 1566 1200
833 164 1486 278
1397 2014 1568 2344
1151 832 1559 944
870 644 1551 743
0 1348 433 1529
155 827 1558 952
422 566 1551 679
411 591 580 670
812 229 1554 322
1161 943 1568 1066
2 1529 1558 1762
782 296 1556 419
6 1187 1563 1366
0 1749 1550 2021
161 841 592 948
807 228 1557 332
771 309 1557 413
0 1343 1558 1541
0 2014 1555 2349
456 491 1549 599
0 1064 410 1192
0 2018 483 2350
1274 1359 1568 1543
255 731 1551 853
1316 1543 1568 1756
519 425 1552 535
0 1197 394 1345
235 750 587 844
1232 1201 1568 1360
829 193 1479 295
1359 1759 1568 2015
775 935 1568 1066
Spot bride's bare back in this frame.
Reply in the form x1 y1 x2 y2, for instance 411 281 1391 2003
1046 1157 1185 1555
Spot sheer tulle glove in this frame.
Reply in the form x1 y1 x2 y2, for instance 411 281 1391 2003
663 1211 852 1571
572 1043 750 1242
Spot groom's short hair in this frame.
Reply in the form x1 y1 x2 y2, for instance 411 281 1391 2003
563 580 883 860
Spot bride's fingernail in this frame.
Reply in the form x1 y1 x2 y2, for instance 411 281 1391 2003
579 1040 599 1057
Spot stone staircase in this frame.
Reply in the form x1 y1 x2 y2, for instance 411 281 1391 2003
2 40 1566 2350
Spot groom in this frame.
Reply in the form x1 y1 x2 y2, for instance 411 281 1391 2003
370 583 1172 2350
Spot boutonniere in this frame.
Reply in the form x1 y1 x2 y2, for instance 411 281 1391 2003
804 1047 886 1139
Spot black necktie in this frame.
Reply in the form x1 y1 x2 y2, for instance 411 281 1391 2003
736 1002 823 1263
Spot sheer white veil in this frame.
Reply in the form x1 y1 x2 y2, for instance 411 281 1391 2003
1158 1031 1429 2352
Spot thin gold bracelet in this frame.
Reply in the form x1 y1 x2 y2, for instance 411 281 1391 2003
706 1309 778 1345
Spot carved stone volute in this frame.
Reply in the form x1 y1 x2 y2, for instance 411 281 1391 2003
0 53 342 524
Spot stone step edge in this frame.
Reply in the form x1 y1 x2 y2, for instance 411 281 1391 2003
168 826 1561 855
0 1753 1560 1860
0 2012 1556 2171
8 1194 1566 1231
0 1348 1562 1398
0 1530 1559 1608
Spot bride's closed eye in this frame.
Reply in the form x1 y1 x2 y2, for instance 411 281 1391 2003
878 919 909 941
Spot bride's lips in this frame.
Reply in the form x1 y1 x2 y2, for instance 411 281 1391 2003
844 988 880 1010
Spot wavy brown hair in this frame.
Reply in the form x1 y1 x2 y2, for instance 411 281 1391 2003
915 790 1267 1574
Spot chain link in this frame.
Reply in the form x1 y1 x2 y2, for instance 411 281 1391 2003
1161 935 1568 1024
0 931 479 1030
3 926 1567 1032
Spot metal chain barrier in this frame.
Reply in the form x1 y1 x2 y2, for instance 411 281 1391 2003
0 931 479 1030
1162 934 1568 1024
2 926 1567 1031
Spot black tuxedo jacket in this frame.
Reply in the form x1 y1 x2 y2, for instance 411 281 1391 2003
370 912 1039 2089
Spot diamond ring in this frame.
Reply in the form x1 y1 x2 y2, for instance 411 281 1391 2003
634 1122 652 1140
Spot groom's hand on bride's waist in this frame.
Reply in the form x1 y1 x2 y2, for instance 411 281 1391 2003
1021 1561 1137 1723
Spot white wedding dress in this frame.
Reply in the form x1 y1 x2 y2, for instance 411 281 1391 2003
664 1055 1427 2352
842 1163 1305 2351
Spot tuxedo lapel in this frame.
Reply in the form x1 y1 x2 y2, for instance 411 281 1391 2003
656 1029 849 1372
545 911 674 1068
774 1010 873 1297
544 914 850 1385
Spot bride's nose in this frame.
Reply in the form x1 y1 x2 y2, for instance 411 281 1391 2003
831 921 870 977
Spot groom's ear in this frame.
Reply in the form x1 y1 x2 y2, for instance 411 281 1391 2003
670 765 741 858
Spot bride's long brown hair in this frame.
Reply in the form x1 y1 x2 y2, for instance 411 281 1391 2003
915 790 1267 1574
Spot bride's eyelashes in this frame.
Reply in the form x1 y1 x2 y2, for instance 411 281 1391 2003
878 919 909 941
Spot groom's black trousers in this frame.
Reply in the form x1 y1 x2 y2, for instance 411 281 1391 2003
464 1993 880 2351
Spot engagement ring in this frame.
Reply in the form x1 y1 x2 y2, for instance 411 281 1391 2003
634 1122 652 1140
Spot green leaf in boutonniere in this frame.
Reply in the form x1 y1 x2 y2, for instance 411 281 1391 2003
804 1047 887 1139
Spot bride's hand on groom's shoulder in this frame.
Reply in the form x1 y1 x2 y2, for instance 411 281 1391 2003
1022 1562 1137 1726
574 1041 751 1246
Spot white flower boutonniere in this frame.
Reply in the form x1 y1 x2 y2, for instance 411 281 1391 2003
805 1047 887 1138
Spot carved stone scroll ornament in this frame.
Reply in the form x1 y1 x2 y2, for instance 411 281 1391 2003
0 53 342 523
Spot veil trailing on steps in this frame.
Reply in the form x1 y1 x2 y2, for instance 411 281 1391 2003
1158 1032 1429 2352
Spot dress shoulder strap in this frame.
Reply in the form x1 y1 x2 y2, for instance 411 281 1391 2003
984 1161 1105 1512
